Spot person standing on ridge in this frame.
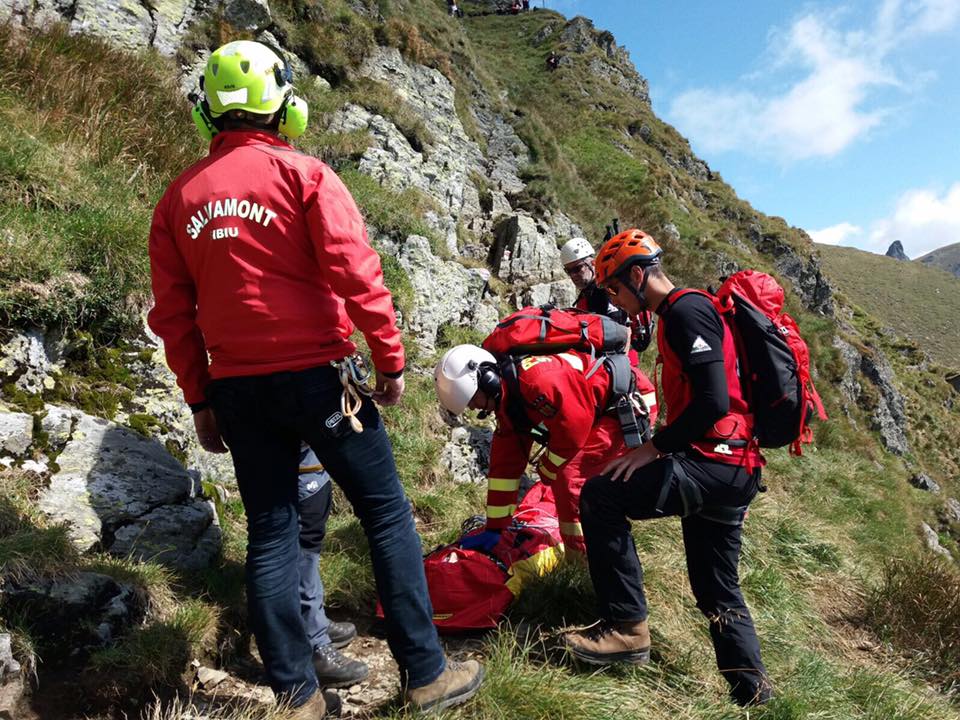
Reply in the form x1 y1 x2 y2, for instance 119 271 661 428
434 344 657 555
563 228 772 707
148 40 483 717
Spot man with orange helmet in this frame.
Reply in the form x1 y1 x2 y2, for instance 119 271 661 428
563 229 772 707
434 344 657 554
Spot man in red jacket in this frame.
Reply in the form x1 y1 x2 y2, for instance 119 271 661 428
148 41 482 717
562 229 771 707
434 344 656 554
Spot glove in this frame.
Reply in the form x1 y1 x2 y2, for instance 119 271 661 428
459 529 502 551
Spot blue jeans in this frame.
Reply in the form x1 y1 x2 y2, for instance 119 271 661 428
298 445 333 649
208 366 445 705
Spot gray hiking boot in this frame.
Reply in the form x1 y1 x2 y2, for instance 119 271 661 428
313 644 369 688
564 619 651 665
327 620 357 650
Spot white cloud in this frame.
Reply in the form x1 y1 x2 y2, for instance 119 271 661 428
809 221 863 246
810 182 960 257
668 0 960 161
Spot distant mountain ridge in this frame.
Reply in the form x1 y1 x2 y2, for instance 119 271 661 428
918 242 960 278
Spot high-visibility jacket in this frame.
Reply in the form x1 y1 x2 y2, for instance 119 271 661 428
656 290 762 468
484 351 658 532
148 130 404 404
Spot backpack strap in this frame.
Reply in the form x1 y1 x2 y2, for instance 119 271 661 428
499 357 549 445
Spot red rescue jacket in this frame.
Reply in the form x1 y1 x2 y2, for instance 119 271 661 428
485 351 658 529
656 290 763 469
148 130 404 404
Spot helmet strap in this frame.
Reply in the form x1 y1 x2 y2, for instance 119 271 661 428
621 263 651 311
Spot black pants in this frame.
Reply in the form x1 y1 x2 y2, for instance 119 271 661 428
579 453 769 705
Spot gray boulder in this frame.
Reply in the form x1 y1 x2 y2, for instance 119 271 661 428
921 522 952 560
0 635 19 677
885 241 909 261
519 281 578 309
860 350 909 455
439 426 492 486
0 329 60 394
941 497 960 525
38 410 221 570
223 0 272 32
909 473 941 493
0 632 21 720
70 0 155 52
748 225 833 315
2 572 142 650
0 411 32 457
397 235 499 351
488 215 565 285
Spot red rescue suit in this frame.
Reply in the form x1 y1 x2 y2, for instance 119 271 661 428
656 290 763 469
148 130 404 404
484 351 658 553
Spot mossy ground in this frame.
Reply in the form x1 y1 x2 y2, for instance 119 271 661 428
1 7 959 720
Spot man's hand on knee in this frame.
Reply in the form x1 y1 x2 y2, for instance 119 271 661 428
603 441 659 481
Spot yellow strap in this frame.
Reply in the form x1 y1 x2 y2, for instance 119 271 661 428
546 450 566 467
559 520 584 537
539 465 557 481
299 464 325 474
488 477 521 492
486 504 516 519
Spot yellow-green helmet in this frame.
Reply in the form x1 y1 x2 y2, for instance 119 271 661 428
202 40 291 117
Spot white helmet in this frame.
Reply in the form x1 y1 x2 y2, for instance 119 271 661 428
560 237 594 266
434 344 498 415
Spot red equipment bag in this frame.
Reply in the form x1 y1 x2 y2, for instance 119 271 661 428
712 270 828 455
481 306 628 357
375 483 564 632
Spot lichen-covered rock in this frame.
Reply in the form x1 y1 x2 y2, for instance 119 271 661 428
439 425 492 485
748 225 833 315
489 215 564 285
0 411 32 457
223 0 271 32
909 473 941 493
519 281 578 309
151 0 197 56
860 349 910 455
38 410 221 570
70 0 155 52
397 236 498 350
833 336 862 415
2 573 143 651
41 405 80 452
0 329 60 394
473 108 527 195
942 497 960 525
921 522 952 560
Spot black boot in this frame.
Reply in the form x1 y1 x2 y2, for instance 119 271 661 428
313 644 369 688
327 620 357 649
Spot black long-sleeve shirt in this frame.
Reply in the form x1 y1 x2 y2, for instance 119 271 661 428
651 291 730 453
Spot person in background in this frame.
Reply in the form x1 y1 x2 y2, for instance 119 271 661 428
296 444 369 688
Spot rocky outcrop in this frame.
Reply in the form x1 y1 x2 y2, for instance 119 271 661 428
396 236 499 351
748 225 833 315
518 280 578 309
909 473 941 493
488 214 565 285
439 425 492 485
37 408 221 570
885 241 909 261
0 633 22 720
0 411 32 458
921 522 952 560
1 572 143 653
860 350 910 455
559 17 649 104
0 329 62 395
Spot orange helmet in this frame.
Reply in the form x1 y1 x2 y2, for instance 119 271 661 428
594 229 663 286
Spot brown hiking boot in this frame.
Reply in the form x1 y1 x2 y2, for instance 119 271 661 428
564 619 651 665
288 688 341 718
404 659 485 712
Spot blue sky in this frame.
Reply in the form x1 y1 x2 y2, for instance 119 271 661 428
544 0 960 258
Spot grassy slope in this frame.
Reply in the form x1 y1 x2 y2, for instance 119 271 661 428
0 9 959 720
818 243 960 369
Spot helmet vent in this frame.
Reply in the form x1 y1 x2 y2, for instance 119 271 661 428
240 60 250 73
211 63 219 76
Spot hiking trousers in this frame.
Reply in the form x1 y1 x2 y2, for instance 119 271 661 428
579 453 769 705
551 415 627 553
208 365 445 705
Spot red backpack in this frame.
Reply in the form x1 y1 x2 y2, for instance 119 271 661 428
698 270 827 455
482 306 650 447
